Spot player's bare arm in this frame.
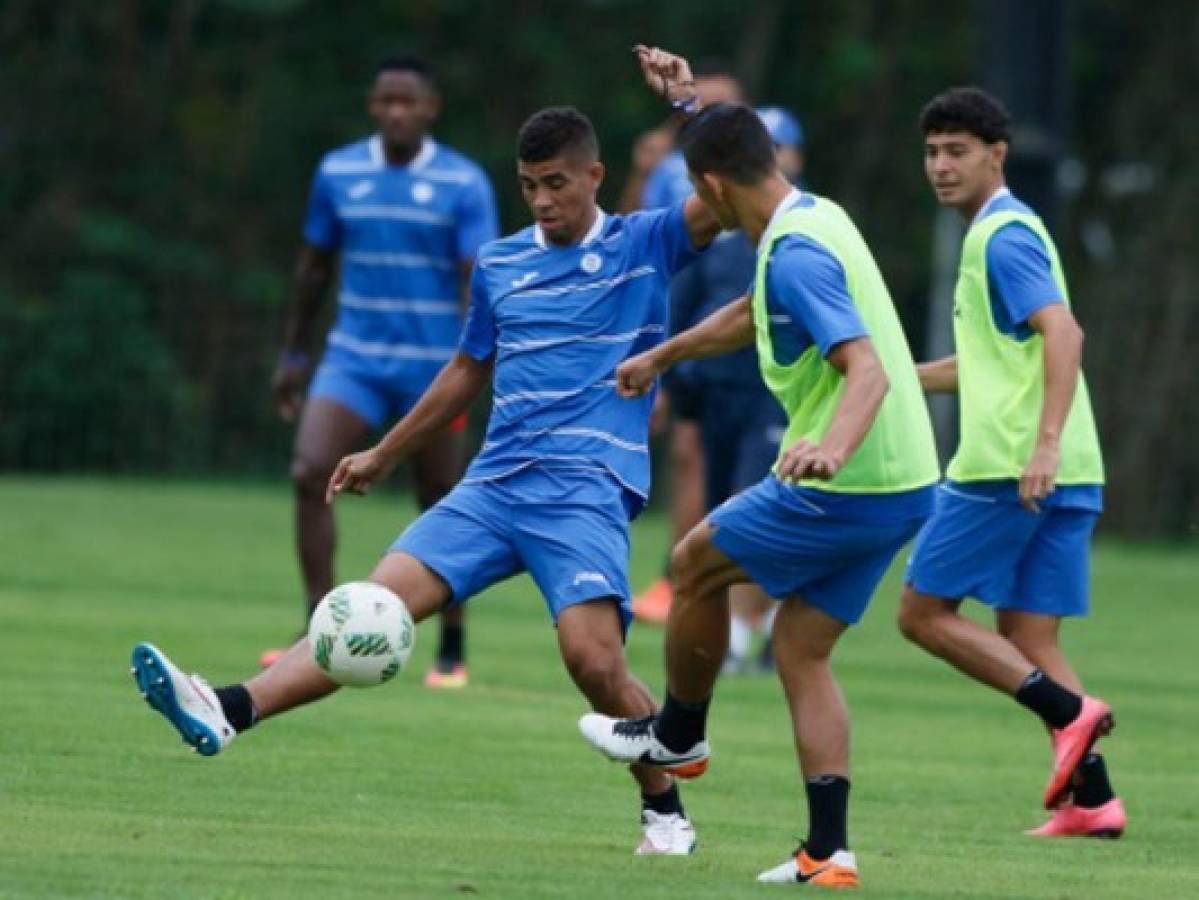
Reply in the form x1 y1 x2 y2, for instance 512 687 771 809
615 294 754 398
916 355 958 393
1020 303 1085 512
273 243 335 421
633 44 721 248
326 352 493 502
777 337 889 482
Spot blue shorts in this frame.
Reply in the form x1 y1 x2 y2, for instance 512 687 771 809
709 477 933 625
699 385 787 508
905 482 1099 617
392 465 634 632
309 361 429 429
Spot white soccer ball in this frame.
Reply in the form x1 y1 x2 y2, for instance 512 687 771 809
308 582 415 687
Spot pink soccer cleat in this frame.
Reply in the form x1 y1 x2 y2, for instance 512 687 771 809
1027 798 1126 838
1044 696 1114 809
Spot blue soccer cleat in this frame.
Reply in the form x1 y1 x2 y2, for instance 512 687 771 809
130 642 235 757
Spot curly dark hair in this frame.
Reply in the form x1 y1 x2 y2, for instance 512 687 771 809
375 55 436 89
919 87 1011 144
678 102 775 186
517 107 599 163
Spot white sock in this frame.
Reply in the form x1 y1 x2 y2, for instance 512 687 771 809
729 615 753 660
760 604 779 636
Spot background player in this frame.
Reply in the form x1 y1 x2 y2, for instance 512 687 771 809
898 87 1123 836
581 95 939 887
267 56 499 687
132 52 722 854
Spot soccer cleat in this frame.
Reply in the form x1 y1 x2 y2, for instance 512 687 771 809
131 642 235 756
423 661 469 690
258 647 286 669
1026 798 1126 839
757 847 859 888
1044 696 1114 809
578 714 710 779
631 577 673 625
635 810 697 856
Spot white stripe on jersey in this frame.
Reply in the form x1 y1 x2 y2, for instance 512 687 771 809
515 427 647 453
340 204 451 226
342 251 456 271
492 379 618 407
327 332 456 360
508 264 655 298
420 168 475 185
322 160 384 175
497 325 664 353
480 246 546 267
339 292 459 314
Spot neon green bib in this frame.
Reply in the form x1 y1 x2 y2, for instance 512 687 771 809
752 196 939 493
947 210 1104 484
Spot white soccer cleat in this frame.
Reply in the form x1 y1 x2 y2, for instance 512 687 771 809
578 713 710 778
131 642 235 756
636 810 697 856
756 848 859 887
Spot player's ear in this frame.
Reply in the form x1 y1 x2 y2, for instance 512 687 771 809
424 88 443 122
588 160 606 189
991 140 1008 171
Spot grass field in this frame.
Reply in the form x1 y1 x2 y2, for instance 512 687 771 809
1 476 1196 899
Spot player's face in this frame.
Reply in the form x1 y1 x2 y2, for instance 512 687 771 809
369 71 439 150
688 171 739 229
924 131 1006 211
517 155 605 245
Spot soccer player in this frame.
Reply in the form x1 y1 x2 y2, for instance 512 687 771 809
267 56 499 689
898 87 1124 837
130 49 722 855
580 93 941 886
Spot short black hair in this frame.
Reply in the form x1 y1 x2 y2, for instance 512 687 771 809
919 87 1011 144
517 106 599 163
677 102 776 186
375 55 437 90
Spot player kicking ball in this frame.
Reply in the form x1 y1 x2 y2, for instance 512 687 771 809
130 55 723 855
580 55 941 887
898 87 1123 837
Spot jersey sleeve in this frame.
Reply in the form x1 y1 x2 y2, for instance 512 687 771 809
767 237 868 357
301 167 341 250
454 170 501 263
640 163 672 210
459 266 497 360
986 223 1064 333
629 202 703 279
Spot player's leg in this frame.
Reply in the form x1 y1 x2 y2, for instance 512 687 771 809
755 596 858 887
410 419 469 688
901 493 1113 808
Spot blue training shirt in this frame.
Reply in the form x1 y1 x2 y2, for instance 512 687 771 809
973 188 1102 510
459 204 702 513
303 135 499 388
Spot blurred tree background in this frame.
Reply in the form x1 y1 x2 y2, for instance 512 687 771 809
0 0 1195 534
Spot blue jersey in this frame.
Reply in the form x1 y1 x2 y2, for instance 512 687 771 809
459 204 702 512
303 135 499 388
641 150 692 210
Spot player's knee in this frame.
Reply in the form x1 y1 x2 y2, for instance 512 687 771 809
563 645 624 701
896 590 941 647
291 455 332 499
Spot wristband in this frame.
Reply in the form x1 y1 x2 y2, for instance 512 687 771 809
670 93 701 115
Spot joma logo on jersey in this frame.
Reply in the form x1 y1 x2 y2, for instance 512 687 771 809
572 572 610 588
348 180 375 199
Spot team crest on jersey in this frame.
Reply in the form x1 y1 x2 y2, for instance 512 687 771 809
411 181 435 204
348 179 375 199
580 252 602 274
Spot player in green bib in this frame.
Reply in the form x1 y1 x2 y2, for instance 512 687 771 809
899 88 1124 838
579 79 938 887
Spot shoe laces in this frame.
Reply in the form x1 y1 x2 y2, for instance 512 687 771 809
613 715 656 739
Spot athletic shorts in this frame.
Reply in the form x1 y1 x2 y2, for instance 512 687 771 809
309 361 467 432
699 385 787 508
709 476 933 625
905 482 1099 617
391 465 634 633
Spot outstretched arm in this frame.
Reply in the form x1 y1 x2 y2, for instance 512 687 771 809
326 352 493 502
616 294 754 397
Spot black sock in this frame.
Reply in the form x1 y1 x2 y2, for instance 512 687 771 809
1073 753 1115 808
1014 669 1082 729
214 684 258 733
641 783 684 817
436 622 464 667
654 692 710 753
805 775 850 860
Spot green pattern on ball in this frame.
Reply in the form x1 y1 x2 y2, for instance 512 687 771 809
379 659 401 682
328 592 352 626
344 632 391 657
314 633 334 672
398 621 414 651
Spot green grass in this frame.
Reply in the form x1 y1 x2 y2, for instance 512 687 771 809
1 476 1196 899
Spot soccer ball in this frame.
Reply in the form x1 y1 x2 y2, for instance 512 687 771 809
308 582 415 687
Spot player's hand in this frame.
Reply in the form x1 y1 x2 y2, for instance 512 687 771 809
777 440 846 482
271 356 309 422
616 349 665 398
1019 442 1060 513
326 447 390 504
632 45 696 105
